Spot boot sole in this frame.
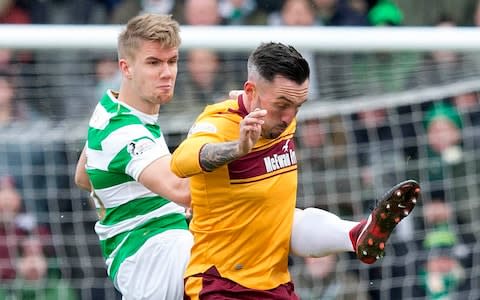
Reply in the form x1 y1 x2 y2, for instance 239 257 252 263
356 180 420 264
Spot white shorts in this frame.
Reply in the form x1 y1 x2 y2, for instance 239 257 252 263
115 229 193 300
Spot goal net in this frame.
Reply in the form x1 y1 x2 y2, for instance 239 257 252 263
0 25 479 300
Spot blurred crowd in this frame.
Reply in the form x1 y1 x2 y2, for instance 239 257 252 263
1 0 480 299
1 0 480 121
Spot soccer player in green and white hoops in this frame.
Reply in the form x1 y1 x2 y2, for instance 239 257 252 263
74 14 192 300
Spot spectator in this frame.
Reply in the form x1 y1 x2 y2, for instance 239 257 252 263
0 175 51 282
21 0 49 24
0 175 22 281
0 72 38 126
0 236 78 300
254 0 283 14
416 200 473 299
105 0 141 24
141 0 176 15
178 0 247 107
424 102 463 164
422 102 466 199
421 101 480 263
108 0 185 25
268 0 320 100
352 1 419 95
452 91 480 150
268 0 320 26
351 107 408 201
183 0 225 25
0 49 14 74
314 0 369 25
420 226 466 300
36 0 106 24
291 254 371 300
219 0 267 25
367 0 403 26
0 0 30 24
452 91 480 127
0 72 55 226
474 0 480 26
173 49 237 114
406 16 478 90
93 54 121 107
311 0 368 99
296 117 355 216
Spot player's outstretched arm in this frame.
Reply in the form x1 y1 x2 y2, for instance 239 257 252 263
139 155 191 208
74 146 92 191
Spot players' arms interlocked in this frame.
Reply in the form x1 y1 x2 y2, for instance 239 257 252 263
199 108 267 172
138 155 191 208
75 146 190 208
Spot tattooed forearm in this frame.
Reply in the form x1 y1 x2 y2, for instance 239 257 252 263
200 142 241 172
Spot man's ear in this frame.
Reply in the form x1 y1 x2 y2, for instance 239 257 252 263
119 59 132 79
245 81 255 94
244 81 257 106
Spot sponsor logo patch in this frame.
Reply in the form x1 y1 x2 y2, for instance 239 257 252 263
127 138 155 156
264 139 297 172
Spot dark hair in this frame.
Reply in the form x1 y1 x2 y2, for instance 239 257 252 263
248 42 310 85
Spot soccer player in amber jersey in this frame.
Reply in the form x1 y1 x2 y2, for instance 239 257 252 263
171 42 420 299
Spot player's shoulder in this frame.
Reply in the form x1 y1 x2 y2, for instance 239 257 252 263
89 105 141 131
187 99 240 137
201 99 235 113
89 93 143 131
199 99 243 120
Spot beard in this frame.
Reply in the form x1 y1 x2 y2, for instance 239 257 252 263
263 123 288 139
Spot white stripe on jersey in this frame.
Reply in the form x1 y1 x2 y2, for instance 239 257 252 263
94 181 158 209
95 201 185 241
87 124 154 171
102 124 153 160
89 102 114 130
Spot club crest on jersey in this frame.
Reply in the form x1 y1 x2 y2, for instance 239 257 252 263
127 138 155 156
264 139 297 172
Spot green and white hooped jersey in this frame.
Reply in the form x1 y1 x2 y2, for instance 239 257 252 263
85 90 188 281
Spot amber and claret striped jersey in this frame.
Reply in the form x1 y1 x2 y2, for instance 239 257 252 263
85 90 188 282
171 96 298 290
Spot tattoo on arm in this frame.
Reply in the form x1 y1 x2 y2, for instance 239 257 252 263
200 142 240 172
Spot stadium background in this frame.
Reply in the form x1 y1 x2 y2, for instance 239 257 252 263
0 0 480 299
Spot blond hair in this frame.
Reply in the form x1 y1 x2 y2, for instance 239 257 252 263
118 14 181 60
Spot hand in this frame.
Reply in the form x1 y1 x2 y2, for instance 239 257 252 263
237 108 267 156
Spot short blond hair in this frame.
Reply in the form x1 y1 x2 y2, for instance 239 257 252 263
118 14 181 60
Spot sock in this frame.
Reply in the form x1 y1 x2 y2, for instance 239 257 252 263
290 208 358 257
349 219 368 251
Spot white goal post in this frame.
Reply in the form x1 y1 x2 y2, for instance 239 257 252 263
1 24 480 300
3 24 479 133
1 25 480 51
